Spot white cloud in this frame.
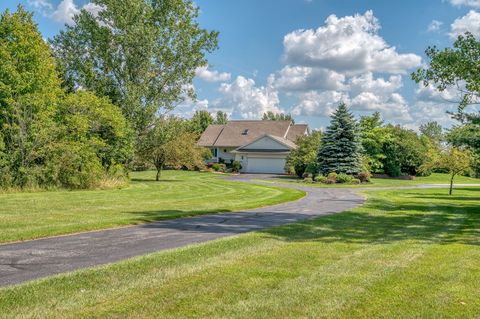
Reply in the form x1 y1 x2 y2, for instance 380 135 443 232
450 10 480 38
272 66 346 91
28 0 53 12
291 91 349 117
283 10 421 75
448 0 480 8
349 72 403 96
195 65 231 82
52 0 79 25
216 76 283 119
427 20 443 32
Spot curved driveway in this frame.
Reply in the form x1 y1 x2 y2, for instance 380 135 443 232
2 174 477 287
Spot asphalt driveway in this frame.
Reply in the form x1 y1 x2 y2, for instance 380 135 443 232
0 177 364 287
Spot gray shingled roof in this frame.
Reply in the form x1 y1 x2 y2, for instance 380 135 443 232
197 120 308 147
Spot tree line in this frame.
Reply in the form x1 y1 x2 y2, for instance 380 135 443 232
0 2 217 189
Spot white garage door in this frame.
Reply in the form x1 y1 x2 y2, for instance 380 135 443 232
246 157 286 174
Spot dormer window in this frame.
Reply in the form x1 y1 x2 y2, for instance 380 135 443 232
242 129 249 135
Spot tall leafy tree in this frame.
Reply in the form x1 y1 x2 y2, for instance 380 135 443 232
51 0 219 135
190 110 214 134
214 111 228 124
317 103 362 175
0 6 61 187
419 121 444 145
359 112 391 173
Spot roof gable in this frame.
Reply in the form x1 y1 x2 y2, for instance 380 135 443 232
198 120 308 148
234 134 296 152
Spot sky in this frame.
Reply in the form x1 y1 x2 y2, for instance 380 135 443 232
3 0 480 130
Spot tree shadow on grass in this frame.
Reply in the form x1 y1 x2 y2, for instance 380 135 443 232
130 178 184 183
261 196 479 246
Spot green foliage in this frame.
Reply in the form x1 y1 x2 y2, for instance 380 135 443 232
420 121 444 145
285 130 321 177
190 110 214 134
0 7 134 190
359 112 391 173
412 32 480 155
51 0 219 135
317 103 362 175
382 125 428 177
215 111 228 124
262 111 295 123
336 173 353 184
211 163 226 172
421 146 472 195
231 161 242 173
138 116 206 180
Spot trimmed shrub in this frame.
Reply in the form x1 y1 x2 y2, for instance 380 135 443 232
231 161 242 173
357 171 371 183
327 172 337 184
336 173 353 184
316 175 328 184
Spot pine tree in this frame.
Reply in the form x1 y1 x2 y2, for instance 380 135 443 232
317 103 362 175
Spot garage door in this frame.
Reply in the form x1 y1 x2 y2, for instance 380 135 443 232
246 157 286 174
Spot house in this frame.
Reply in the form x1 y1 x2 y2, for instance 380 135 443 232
198 120 309 174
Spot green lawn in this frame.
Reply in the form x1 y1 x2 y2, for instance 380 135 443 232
0 170 304 243
259 173 480 188
1 187 479 318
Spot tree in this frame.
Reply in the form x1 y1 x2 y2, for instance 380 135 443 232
420 121 444 146
317 103 362 175
412 32 480 154
285 130 322 177
214 111 228 124
421 146 472 195
0 6 62 187
51 0 219 135
382 125 428 177
190 110 214 134
262 111 295 123
139 116 206 181
359 112 391 173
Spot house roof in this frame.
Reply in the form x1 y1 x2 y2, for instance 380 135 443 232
197 120 308 147
232 134 297 154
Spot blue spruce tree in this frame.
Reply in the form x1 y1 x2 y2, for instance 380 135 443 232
317 103 362 175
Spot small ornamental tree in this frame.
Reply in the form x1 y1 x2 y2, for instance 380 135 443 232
421 146 472 195
317 103 362 175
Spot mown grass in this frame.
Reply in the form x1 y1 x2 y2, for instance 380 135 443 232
0 170 304 243
259 173 480 188
1 187 479 318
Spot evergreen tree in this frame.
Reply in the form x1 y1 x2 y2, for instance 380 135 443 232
317 103 362 175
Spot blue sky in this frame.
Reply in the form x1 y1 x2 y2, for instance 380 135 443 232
3 0 480 129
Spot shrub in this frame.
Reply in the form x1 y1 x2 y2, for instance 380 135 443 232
211 163 226 172
231 161 242 172
336 173 353 184
316 175 328 184
302 172 312 179
327 172 337 183
303 177 314 183
351 178 361 184
357 171 371 183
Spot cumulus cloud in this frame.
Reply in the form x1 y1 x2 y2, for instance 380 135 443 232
195 65 231 82
29 0 102 25
216 76 283 119
450 10 480 38
448 0 480 8
427 20 443 32
272 66 346 91
291 91 349 117
27 0 53 12
283 10 421 75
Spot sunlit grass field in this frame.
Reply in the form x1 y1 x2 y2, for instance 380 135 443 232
1 187 479 318
0 170 304 243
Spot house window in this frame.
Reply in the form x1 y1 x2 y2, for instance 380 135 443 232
213 148 218 157
241 156 244 160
